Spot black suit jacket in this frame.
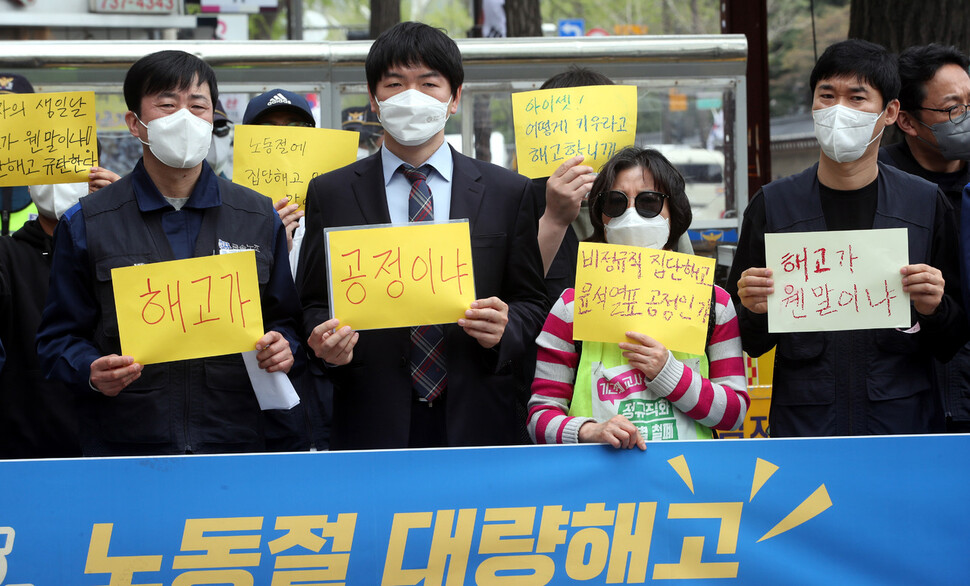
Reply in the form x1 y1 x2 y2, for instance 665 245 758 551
297 147 547 449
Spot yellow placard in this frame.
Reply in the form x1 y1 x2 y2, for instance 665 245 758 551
232 125 359 211
0 91 98 186
573 242 716 354
512 85 638 178
326 222 477 330
111 251 264 365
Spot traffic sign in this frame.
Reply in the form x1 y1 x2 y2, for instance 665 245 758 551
558 19 584 37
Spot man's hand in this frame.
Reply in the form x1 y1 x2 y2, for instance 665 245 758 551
545 155 596 227
619 331 669 381
256 330 294 374
88 167 121 194
737 267 774 314
274 197 304 252
458 297 509 349
308 318 358 365
902 263 945 316
90 354 142 396
578 415 646 450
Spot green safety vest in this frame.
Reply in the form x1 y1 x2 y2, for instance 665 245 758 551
568 341 713 441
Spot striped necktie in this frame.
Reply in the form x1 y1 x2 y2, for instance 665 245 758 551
401 164 447 402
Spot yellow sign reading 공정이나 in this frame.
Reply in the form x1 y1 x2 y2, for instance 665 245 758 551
0 90 98 186
326 221 477 330
573 242 715 355
111 251 264 365
512 85 638 179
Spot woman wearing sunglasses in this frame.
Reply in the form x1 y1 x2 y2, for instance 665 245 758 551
527 147 749 449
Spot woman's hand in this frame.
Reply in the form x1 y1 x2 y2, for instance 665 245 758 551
578 415 646 450
619 331 669 381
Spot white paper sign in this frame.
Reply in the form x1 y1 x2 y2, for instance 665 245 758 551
766 228 911 333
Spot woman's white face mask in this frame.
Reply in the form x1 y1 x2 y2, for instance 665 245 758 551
604 207 671 250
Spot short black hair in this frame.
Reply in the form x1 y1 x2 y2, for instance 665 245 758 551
898 44 970 114
810 39 900 108
540 65 614 90
365 21 463 99
587 147 691 250
124 50 218 116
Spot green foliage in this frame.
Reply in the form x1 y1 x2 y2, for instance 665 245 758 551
768 0 850 116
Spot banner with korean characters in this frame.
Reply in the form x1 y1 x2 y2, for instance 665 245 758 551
0 90 97 186
512 85 638 178
326 221 476 330
1 436 969 583
766 228 911 333
574 242 716 355
233 125 358 211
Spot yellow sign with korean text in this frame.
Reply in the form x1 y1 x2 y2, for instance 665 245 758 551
573 242 715 354
111 251 264 365
0 90 97 186
233 125 359 211
765 228 911 333
326 221 477 330
512 85 638 178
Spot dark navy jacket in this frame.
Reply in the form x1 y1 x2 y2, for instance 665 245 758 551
37 161 304 456
732 163 968 436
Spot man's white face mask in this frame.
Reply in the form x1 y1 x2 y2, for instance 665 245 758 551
137 108 213 169
813 104 885 163
29 182 88 220
377 89 451 147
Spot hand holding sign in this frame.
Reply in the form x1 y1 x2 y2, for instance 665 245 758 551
901 263 944 316
89 354 143 396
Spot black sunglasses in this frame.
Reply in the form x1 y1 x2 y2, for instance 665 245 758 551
597 190 668 219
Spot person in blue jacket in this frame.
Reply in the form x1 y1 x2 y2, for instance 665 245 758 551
36 50 304 456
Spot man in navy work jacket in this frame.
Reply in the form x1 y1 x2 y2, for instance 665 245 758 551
37 50 304 456
727 39 968 437
297 22 547 449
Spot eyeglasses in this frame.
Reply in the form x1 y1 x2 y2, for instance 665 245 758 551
597 190 668 219
917 103 970 124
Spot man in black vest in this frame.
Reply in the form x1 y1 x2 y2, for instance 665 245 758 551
727 39 968 436
878 44 970 433
36 50 304 456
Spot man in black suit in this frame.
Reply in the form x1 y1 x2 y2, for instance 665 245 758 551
297 22 547 449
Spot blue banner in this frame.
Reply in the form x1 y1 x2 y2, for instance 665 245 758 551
1 435 968 584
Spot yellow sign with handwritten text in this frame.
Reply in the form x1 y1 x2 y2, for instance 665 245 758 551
512 85 638 178
573 242 716 354
326 221 477 330
111 251 264 365
233 125 359 211
0 90 97 186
